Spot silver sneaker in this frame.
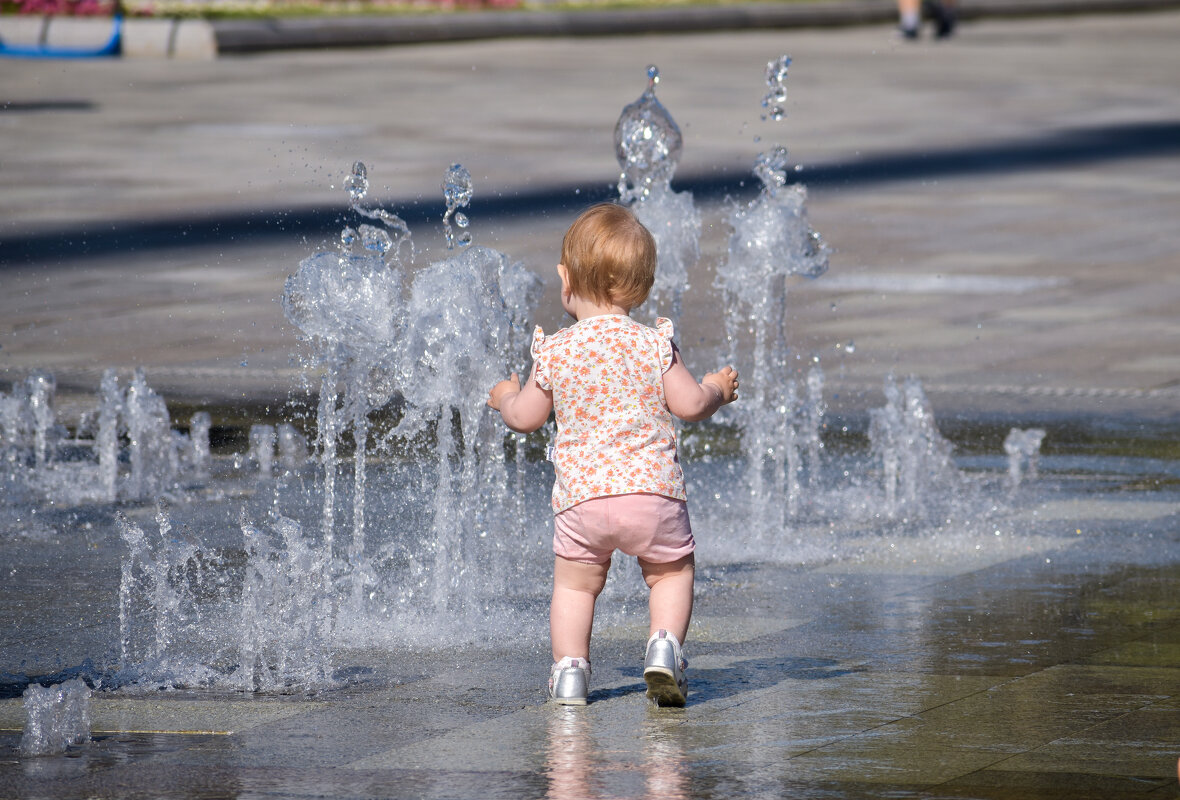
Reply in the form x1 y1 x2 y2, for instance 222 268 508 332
643 629 688 707
548 657 589 705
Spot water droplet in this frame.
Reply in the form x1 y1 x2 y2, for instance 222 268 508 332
338 163 411 265
442 163 474 210
359 224 392 255
614 64 683 203
761 55 792 122
442 163 475 250
344 161 369 203
752 145 789 189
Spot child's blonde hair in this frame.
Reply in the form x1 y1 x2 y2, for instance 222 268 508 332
561 203 657 309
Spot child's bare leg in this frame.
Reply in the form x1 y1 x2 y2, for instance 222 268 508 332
550 556 610 661
639 554 695 644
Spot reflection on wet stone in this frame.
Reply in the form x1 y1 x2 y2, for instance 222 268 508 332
3 16 1180 800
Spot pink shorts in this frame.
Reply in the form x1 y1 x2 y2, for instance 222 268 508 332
553 493 695 565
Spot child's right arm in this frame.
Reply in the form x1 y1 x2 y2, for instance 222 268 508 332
663 345 739 422
488 365 553 433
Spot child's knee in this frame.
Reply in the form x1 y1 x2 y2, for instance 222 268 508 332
553 555 611 594
639 553 695 588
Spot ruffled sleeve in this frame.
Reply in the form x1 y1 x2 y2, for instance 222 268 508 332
530 325 551 390
654 317 675 373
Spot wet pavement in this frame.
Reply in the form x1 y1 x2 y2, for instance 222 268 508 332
2 10 1179 425
2 8 1180 800
1 479 1178 798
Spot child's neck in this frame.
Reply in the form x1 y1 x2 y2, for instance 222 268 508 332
569 295 631 321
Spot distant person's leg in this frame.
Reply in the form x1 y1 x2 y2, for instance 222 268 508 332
898 0 921 38
925 0 957 38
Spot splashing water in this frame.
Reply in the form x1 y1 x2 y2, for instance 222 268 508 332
277 422 308 473
116 503 334 692
615 65 682 204
283 163 409 558
376 209 541 615
442 163 474 250
761 55 791 122
20 679 90 756
712 56 831 538
1004 428 1046 487
248 424 277 478
1 60 1034 697
189 411 212 480
83 163 544 692
339 161 411 264
0 372 61 478
116 505 219 683
238 512 334 691
1 374 57 506
0 368 208 506
868 376 963 519
125 369 181 501
614 65 701 326
280 162 541 644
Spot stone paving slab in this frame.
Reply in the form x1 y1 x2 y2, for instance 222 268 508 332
3 12 1180 425
0 697 309 735
2 513 1178 797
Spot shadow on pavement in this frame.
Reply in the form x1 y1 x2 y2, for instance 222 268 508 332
3 118 1178 268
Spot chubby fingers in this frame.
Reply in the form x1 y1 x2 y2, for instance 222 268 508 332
487 373 521 410
702 367 739 404
719 365 739 402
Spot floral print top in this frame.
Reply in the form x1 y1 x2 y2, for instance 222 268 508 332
532 314 685 513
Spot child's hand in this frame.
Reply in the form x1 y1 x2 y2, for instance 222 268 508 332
703 366 739 405
488 373 522 411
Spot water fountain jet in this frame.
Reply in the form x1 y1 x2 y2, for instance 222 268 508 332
615 65 700 327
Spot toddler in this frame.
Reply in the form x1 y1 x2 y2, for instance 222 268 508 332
488 203 738 707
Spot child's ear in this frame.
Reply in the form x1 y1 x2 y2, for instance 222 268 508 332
556 264 572 295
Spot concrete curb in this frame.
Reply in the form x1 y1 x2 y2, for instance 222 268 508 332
123 18 218 59
209 0 1180 53
2 0 1179 57
0 16 217 58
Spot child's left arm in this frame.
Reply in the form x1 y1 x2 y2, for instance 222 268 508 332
663 344 739 422
488 365 553 433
